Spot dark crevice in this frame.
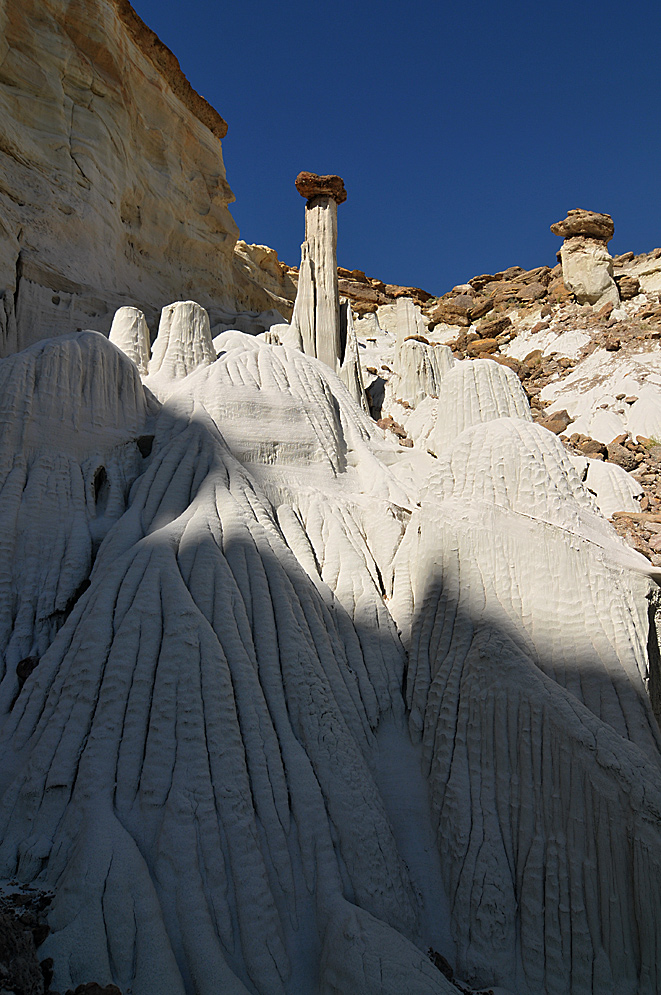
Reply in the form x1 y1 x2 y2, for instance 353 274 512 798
647 584 661 729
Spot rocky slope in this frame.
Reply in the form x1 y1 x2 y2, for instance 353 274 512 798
0 0 294 357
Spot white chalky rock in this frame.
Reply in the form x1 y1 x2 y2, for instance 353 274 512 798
1 329 660 995
394 297 429 359
541 347 661 443
392 417 661 992
147 300 215 389
505 325 591 362
583 456 643 517
0 332 151 706
432 358 532 453
339 300 369 412
109 306 151 373
394 339 454 407
560 237 620 306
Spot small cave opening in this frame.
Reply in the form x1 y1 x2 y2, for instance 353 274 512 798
93 465 110 514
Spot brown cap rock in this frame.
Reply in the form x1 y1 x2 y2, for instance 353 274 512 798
295 172 347 204
550 209 614 242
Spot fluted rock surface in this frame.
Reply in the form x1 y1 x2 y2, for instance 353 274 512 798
0 315 660 995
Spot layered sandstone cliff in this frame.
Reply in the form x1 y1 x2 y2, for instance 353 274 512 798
0 0 293 355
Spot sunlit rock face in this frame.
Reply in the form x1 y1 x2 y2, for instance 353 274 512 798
0 306 660 995
0 0 285 357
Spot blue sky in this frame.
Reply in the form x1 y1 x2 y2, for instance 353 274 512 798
130 0 661 295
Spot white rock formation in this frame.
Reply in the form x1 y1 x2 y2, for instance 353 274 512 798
582 456 643 516
339 299 369 412
540 347 661 443
394 339 455 407
109 306 151 374
147 300 215 390
559 237 620 306
551 210 619 306
432 359 532 453
505 325 591 362
0 313 660 995
290 173 347 372
394 297 429 358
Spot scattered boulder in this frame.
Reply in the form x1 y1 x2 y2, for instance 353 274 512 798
428 295 473 327
580 438 608 458
606 441 638 471
538 409 573 434
615 273 641 299
517 281 547 302
467 337 499 356
476 314 511 338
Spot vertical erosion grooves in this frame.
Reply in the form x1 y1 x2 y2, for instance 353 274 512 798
0 408 454 994
396 418 661 994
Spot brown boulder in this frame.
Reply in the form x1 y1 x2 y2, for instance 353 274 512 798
386 285 434 303
429 295 473 327
469 295 494 320
538 409 573 434
517 281 547 302
606 441 638 471
580 438 608 458
614 273 640 299
550 209 615 242
477 315 512 338
491 355 521 374
337 280 388 305
467 338 499 356
547 277 573 302
295 171 347 204
468 274 495 291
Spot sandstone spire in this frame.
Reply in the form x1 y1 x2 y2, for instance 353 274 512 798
290 171 347 371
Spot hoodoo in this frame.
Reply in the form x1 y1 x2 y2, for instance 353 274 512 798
290 172 347 371
551 208 620 306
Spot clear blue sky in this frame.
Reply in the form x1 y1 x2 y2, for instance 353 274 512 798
131 0 661 295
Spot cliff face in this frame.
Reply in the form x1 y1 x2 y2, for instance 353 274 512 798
0 0 290 354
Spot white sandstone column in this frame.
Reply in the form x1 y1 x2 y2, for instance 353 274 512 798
291 171 347 373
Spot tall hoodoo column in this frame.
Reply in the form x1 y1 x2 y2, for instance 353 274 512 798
291 171 347 372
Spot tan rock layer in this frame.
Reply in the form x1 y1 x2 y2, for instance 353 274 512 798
113 0 228 139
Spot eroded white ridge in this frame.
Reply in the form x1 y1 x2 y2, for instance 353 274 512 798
392 416 661 993
432 358 532 452
109 306 151 374
573 455 644 517
0 318 660 995
0 332 153 701
394 339 455 407
147 300 216 390
0 329 458 995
